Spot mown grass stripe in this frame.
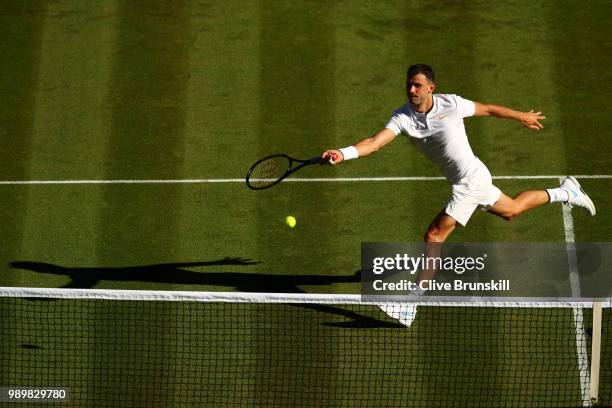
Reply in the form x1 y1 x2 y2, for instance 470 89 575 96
178 0 261 280
0 2 45 288
0 1 44 179
98 1 190 262
18 1 119 274
547 2 612 177
468 2 578 403
97 3 192 405
256 2 338 404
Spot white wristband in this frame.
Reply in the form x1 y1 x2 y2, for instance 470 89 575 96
338 146 359 161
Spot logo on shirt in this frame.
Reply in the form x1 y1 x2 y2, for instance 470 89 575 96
435 114 448 120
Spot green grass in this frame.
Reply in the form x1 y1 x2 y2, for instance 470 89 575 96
0 0 611 407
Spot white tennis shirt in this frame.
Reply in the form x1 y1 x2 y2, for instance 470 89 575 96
385 94 487 184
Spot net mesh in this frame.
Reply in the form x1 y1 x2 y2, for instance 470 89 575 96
0 290 609 407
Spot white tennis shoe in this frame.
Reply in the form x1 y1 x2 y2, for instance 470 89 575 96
560 176 596 216
378 304 418 327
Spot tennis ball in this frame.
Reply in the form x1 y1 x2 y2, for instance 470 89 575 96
285 216 297 228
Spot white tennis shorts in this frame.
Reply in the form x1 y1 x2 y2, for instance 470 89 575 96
444 169 502 226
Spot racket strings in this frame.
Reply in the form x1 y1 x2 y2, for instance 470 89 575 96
248 156 290 188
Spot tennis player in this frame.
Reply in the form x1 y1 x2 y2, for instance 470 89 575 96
322 64 596 326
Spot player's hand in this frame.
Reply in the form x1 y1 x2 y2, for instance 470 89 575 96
521 109 546 130
322 150 343 165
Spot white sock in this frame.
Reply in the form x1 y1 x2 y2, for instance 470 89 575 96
546 188 569 203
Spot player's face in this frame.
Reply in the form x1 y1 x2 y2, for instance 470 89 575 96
406 74 434 105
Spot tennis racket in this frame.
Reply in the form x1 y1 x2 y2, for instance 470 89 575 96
246 154 326 190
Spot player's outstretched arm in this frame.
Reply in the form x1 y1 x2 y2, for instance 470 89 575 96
322 128 397 165
473 102 546 130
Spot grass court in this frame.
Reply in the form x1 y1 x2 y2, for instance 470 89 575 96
0 1 610 406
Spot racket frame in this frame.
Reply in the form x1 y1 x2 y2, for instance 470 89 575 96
245 154 321 190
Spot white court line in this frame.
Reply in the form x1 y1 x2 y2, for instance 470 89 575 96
0 174 611 185
560 182 591 407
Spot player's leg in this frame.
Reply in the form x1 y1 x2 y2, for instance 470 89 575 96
417 209 458 283
378 210 458 328
424 209 458 243
487 190 549 221
488 176 596 220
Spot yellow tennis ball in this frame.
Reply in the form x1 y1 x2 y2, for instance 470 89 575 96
285 216 297 228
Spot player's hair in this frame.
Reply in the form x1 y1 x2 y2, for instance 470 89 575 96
407 64 435 84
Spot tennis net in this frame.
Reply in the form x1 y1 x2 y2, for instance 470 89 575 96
0 288 609 407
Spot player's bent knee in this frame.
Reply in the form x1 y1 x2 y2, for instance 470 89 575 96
424 230 447 243
505 208 525 221
494 206 522 221
508 201 528 219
